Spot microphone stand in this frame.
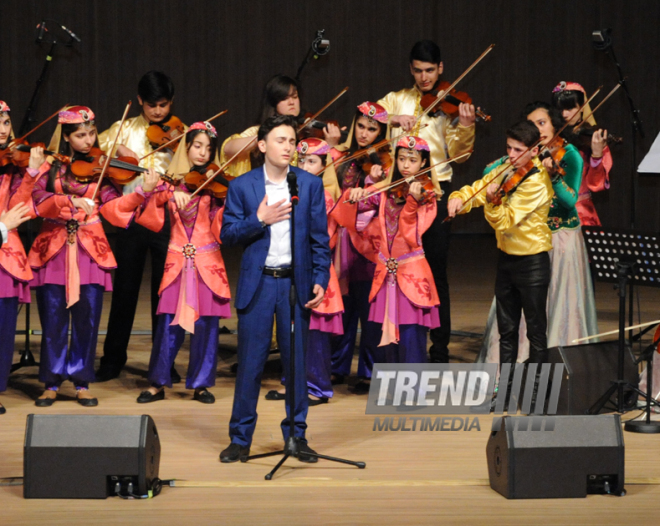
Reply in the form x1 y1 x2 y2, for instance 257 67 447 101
294 30 330 84
245 171 365 479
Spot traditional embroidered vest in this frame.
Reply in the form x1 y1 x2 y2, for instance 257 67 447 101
313 190 343 316
0 171 32 281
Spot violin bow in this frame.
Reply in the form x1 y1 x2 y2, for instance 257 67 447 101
89 101 132 203
572 319 660 344
415 44 495 124
347 152 473 203
297 87 349 133
140 109 228 161
10 105 69 145
572 82 622 133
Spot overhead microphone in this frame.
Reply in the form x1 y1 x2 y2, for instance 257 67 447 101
36 21 46 43
60 24 81 43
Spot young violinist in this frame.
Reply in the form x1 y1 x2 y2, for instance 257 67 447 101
447 121 553 379
22 106 158 407
329 101 389 391
265 137 343 405
334 136 440 363
479 103 597 363
135 122 230 404
220 74 342 178
0 101 35 414
552 81 613 226
96 71 186 383
377 40 476 364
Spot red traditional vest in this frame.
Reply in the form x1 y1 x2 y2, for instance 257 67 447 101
0 169 32 282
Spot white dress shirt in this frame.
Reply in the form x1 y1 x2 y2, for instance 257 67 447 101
262 166 292 267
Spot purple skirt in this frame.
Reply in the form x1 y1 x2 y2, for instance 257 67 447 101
368 283 440 328
0 265 30 303
31 244 113 290
309 311 343 335
157 271 231 318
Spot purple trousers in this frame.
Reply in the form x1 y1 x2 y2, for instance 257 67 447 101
0 297 19 392
305 330 334 398
383 324 429 364
332 280 383 378
36 284 103 388
148 313 219 389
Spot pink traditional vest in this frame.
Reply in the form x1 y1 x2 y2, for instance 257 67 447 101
0 171 32 282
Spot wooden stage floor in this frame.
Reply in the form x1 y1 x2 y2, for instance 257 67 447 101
2 235 660 525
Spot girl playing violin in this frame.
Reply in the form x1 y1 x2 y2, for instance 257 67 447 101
135 121 230 404
333 136 439 363
0 101 36 414
552 81 613 226
328 102 389 391
221 74 342 178
265 137 343 405
22 106 159 407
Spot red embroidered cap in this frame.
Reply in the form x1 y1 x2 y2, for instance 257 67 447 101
58 106 95 124
297 137 330 156
0 101 10 113
189 121 217 138
396 135 430 152
357 101 388 124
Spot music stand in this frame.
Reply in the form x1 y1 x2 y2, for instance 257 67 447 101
582 227 660 432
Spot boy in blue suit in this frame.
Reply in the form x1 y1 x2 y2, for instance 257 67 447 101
220 115 331 462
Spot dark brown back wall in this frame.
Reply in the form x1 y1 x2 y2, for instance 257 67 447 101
3 0 659 232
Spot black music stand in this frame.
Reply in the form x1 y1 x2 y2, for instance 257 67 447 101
583 227 660 432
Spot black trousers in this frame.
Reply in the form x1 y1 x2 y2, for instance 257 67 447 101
422 182 452 363
100 215 170 370
494 250 550 365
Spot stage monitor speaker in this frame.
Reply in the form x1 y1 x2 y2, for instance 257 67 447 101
547 341 638 415
487 415 625 499
24 414 160 499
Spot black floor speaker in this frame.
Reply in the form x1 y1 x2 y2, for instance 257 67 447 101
547 341 639 415
487 414 625 499
24 414 161 499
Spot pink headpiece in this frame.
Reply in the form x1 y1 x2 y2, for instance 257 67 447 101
396 135 429 152
552 81 586 94
297 137 330 156
0 101 10 113
189 121 217 138
58 106 95 124
357 101 388 124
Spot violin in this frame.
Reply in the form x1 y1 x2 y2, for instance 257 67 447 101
420 80 491 123
539 136 570 179
491 159 537 206
360 146 393 176
298 113 348 142
146 115 185 149
8 142 70 167
183 163 234 198
568 124 623 154
389 171 435 204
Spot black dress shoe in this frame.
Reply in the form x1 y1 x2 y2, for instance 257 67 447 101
0 403 6 415
193 388 215 404
137 389 165 403
330 374 345 385
95 367 121 383
76 394 99 407
265 390 286 401
220 443 250 463
297 442 319 463
352 380 371 394
170 366 181 384
308 396 329 406
35 395 56 407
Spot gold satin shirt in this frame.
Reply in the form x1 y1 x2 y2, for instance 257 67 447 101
98 114 186 194
449 157 554 256
378 85 475 196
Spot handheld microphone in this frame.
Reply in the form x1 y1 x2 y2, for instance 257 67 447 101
287 171 299 205
36 21 46 43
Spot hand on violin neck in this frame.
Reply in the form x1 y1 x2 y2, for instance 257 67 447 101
142 168 159 193
390 115 415 132
591 129 607 158
541 156 557 174
116 145 139 161
458 103 477 127
485 183 499 204
408 181 424 201
369 164 384 182
323 122 344 147
173 190 192 210
28 145 46 170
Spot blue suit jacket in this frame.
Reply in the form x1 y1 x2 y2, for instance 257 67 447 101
220 166 331 311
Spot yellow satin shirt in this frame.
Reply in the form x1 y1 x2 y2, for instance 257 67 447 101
449 157 554 256
378 85 475 197
98 114 186 194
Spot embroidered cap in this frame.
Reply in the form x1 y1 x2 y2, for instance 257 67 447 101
297 137 330 156
189 121 217 138
0 101 10 113
396 135 430 152
552 81 586 94
357 101 388 124
58 106 95 124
